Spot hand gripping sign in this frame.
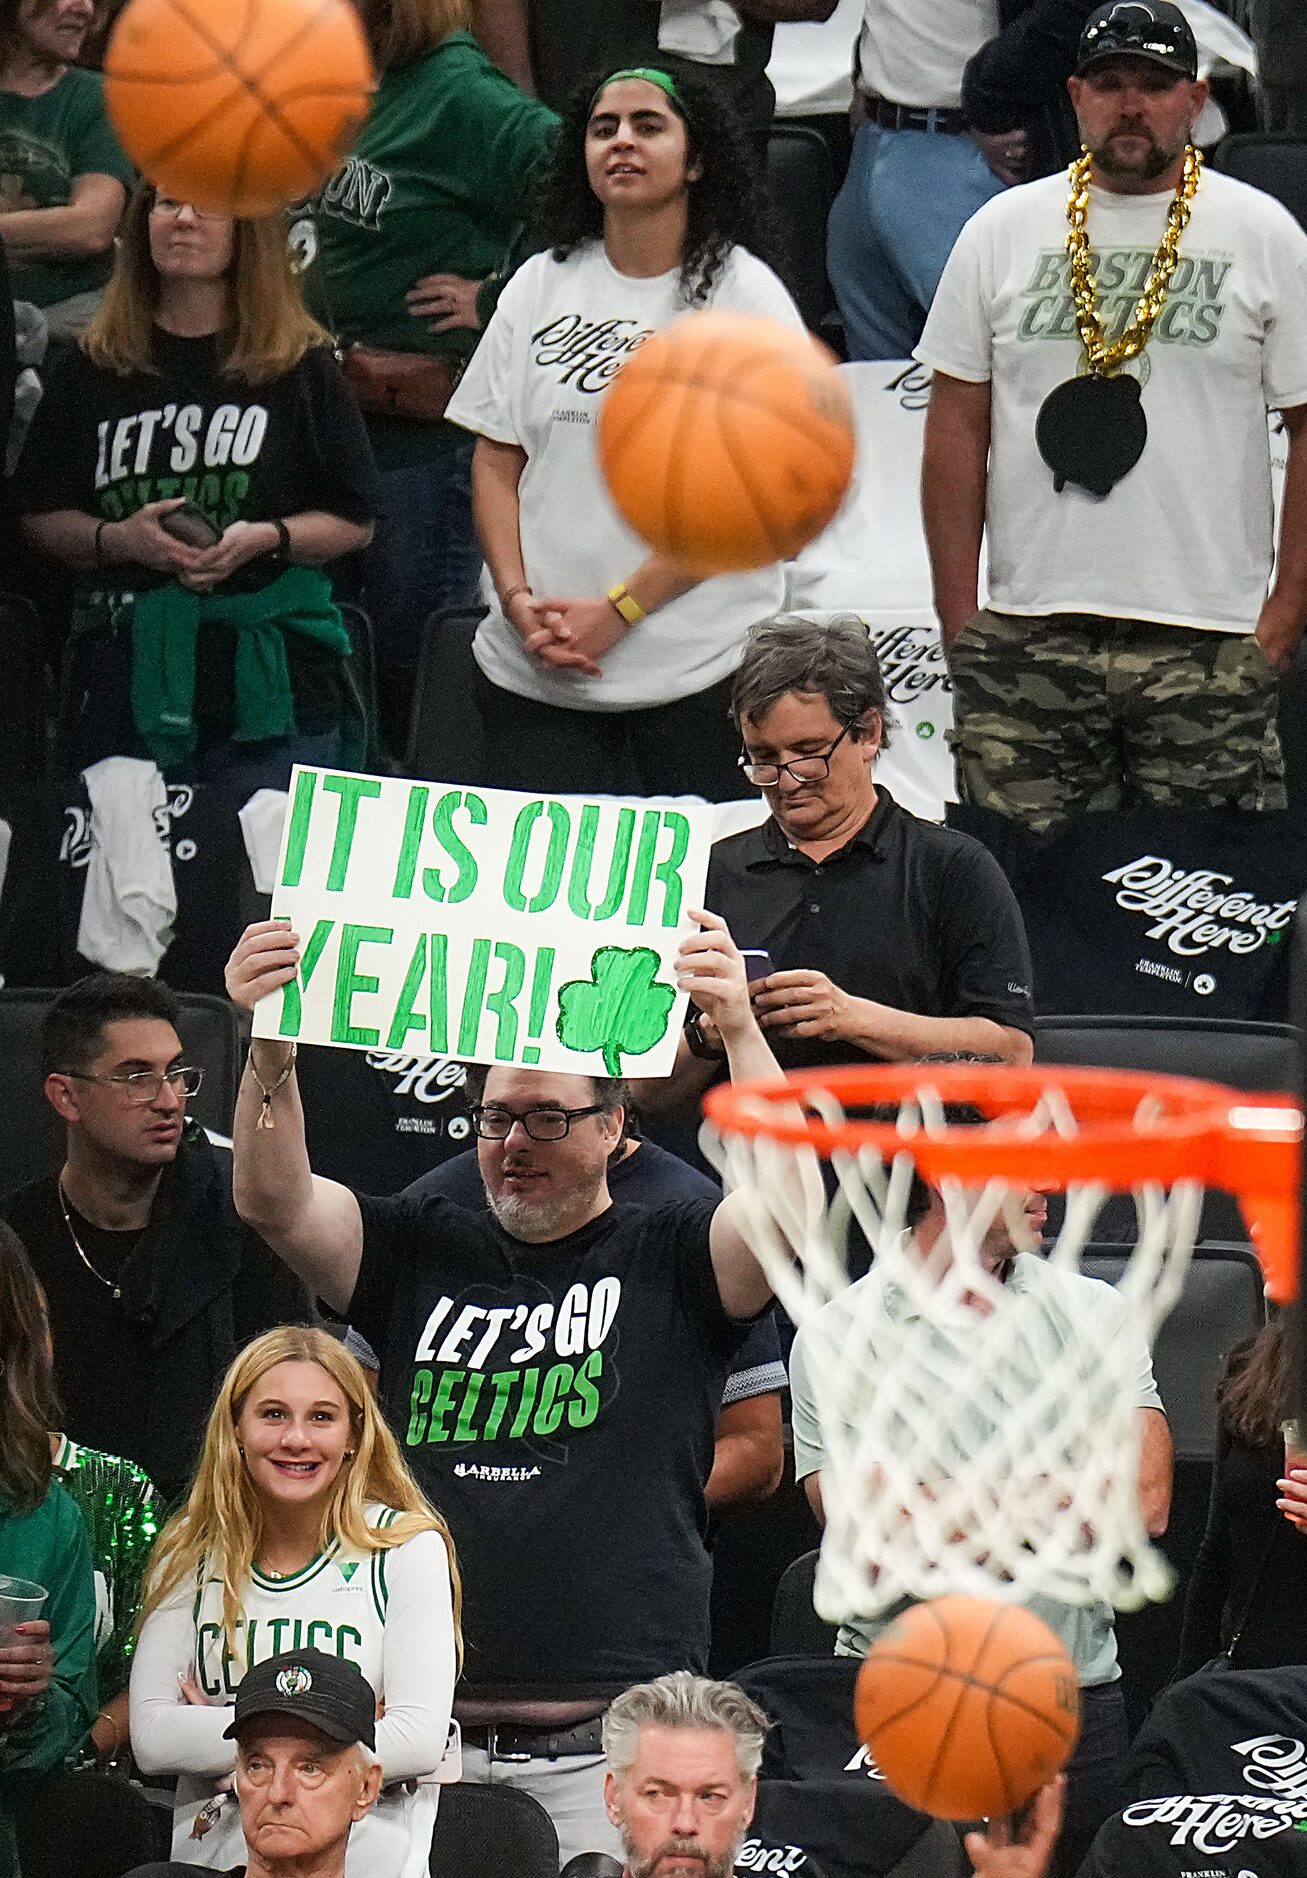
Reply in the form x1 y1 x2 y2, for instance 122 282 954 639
252 767 716 1077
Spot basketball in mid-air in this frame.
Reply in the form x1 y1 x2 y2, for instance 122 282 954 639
597 310 855 576
104 0 374 218
854 1595 1080 1820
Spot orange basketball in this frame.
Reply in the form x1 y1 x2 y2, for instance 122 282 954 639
854 1596 1080 1821
104 0 374 218
597 310 855 575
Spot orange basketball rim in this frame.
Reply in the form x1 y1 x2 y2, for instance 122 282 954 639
705 1063 1303 1303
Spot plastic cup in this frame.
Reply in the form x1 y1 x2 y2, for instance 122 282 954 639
0 1575 46 1713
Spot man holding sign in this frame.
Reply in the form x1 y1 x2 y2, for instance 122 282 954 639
225 905 783 1865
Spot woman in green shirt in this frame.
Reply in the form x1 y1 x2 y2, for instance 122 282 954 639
0 1224 97 1878
308 0 557 752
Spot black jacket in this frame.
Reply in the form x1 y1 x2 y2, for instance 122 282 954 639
963 0 1101 174
5 1124 310 1501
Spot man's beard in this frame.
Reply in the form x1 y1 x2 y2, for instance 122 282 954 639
1093 124 1186 180
621 1826 740 1878
486 1171 603 1242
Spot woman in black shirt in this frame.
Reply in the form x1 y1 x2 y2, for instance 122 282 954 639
19 184 380 786
1176 1316 1307 1676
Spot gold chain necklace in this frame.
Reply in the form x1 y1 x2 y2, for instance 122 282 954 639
58 1181 122 1300
1065 144 1203 375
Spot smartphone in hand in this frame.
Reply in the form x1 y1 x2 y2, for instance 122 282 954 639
158 501 222 549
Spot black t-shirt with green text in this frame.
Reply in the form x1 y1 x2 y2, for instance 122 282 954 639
18 329 380 732
19 329 380 592
0 67 133 306
348 1193 745 1693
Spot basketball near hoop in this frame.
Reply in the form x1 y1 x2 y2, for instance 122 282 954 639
854 1596 1079 1820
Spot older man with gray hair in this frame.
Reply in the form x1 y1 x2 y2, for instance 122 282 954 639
602 1672 768 1878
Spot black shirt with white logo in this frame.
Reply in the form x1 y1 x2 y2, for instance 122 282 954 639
348 1193 745 1692
704 787 1035 1072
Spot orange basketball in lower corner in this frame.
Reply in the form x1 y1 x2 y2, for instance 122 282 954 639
854 1595 1080 1821
104 0 374 217
597 310 855 575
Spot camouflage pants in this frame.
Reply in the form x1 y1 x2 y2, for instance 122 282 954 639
946 609 1286 834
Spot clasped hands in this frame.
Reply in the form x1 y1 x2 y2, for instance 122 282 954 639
504 588 628 677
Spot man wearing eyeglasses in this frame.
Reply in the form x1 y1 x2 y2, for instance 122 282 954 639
648 616 1033 1130
224 914 784 1864
2 973 309 1502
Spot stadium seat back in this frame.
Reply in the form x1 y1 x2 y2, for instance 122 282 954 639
1215 133 1307 229
428 1779 559 1878
11 1770 171 1878
766 123 836 331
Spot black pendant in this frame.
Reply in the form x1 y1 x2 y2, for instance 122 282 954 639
1036 372 1148 497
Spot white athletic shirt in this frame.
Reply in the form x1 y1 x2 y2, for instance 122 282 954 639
129 1508 456 1878
916 168 1307 632
857 0 999 110
446 241 804 712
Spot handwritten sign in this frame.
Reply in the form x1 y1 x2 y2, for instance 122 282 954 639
253 768 716 1077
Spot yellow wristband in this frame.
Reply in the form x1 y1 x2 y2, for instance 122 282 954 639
607 581 646 625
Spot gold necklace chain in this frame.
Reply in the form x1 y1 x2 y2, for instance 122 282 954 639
1065 144 1203 375
58 1181 122 1300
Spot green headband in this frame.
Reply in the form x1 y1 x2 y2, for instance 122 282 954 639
590 67 685 114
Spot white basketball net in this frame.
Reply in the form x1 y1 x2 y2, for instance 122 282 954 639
705 1077 1206 1623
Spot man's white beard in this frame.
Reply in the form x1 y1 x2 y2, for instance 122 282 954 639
487 1174 604 1243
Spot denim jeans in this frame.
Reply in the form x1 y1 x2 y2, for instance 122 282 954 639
361 436 484 674
827 121 1005 360
1056 1680 1130 1878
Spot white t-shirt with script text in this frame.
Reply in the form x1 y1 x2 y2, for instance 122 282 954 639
448 242 803 710
916 168 1307 632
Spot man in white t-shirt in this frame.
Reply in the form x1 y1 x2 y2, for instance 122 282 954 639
917 0 1307 832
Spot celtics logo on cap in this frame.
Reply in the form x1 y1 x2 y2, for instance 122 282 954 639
275 1665 313 1698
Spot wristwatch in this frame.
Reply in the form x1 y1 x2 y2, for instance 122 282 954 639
684 1007 726 1061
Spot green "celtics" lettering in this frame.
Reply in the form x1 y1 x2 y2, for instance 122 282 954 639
405 1351 605 1446
197 1619 365 1698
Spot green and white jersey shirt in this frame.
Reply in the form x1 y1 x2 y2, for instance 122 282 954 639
129 1504 456 1878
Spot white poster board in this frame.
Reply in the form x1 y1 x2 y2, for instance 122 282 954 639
253 768 715 1077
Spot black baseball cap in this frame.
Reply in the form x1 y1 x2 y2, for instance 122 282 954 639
1075 2 1199 80
223 1649 377 1751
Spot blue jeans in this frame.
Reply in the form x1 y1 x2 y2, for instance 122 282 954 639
361 438 483 674
827 121 1005 360
360 436 483 755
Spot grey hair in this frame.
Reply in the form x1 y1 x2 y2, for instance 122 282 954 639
603 1672 769 1780
729 613 894 750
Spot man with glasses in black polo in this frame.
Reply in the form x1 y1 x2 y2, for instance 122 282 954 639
224 912 786 1864
2 973 307 1501
662 614 1034 1114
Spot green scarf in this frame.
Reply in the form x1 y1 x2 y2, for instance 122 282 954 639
128 566 361 770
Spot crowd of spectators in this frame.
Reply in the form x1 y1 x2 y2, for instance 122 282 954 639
0 2 1306 1878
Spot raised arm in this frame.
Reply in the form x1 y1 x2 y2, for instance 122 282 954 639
225 921 365 1315
675 910 789 1320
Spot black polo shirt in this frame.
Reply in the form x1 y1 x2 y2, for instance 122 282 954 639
704 787 1035 1072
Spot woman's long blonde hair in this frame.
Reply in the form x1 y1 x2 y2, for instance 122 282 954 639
83 185 331 387
140 1326 462 1660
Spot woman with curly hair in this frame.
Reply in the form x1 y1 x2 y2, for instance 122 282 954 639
447 66 803 798
129 1325 459 1875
